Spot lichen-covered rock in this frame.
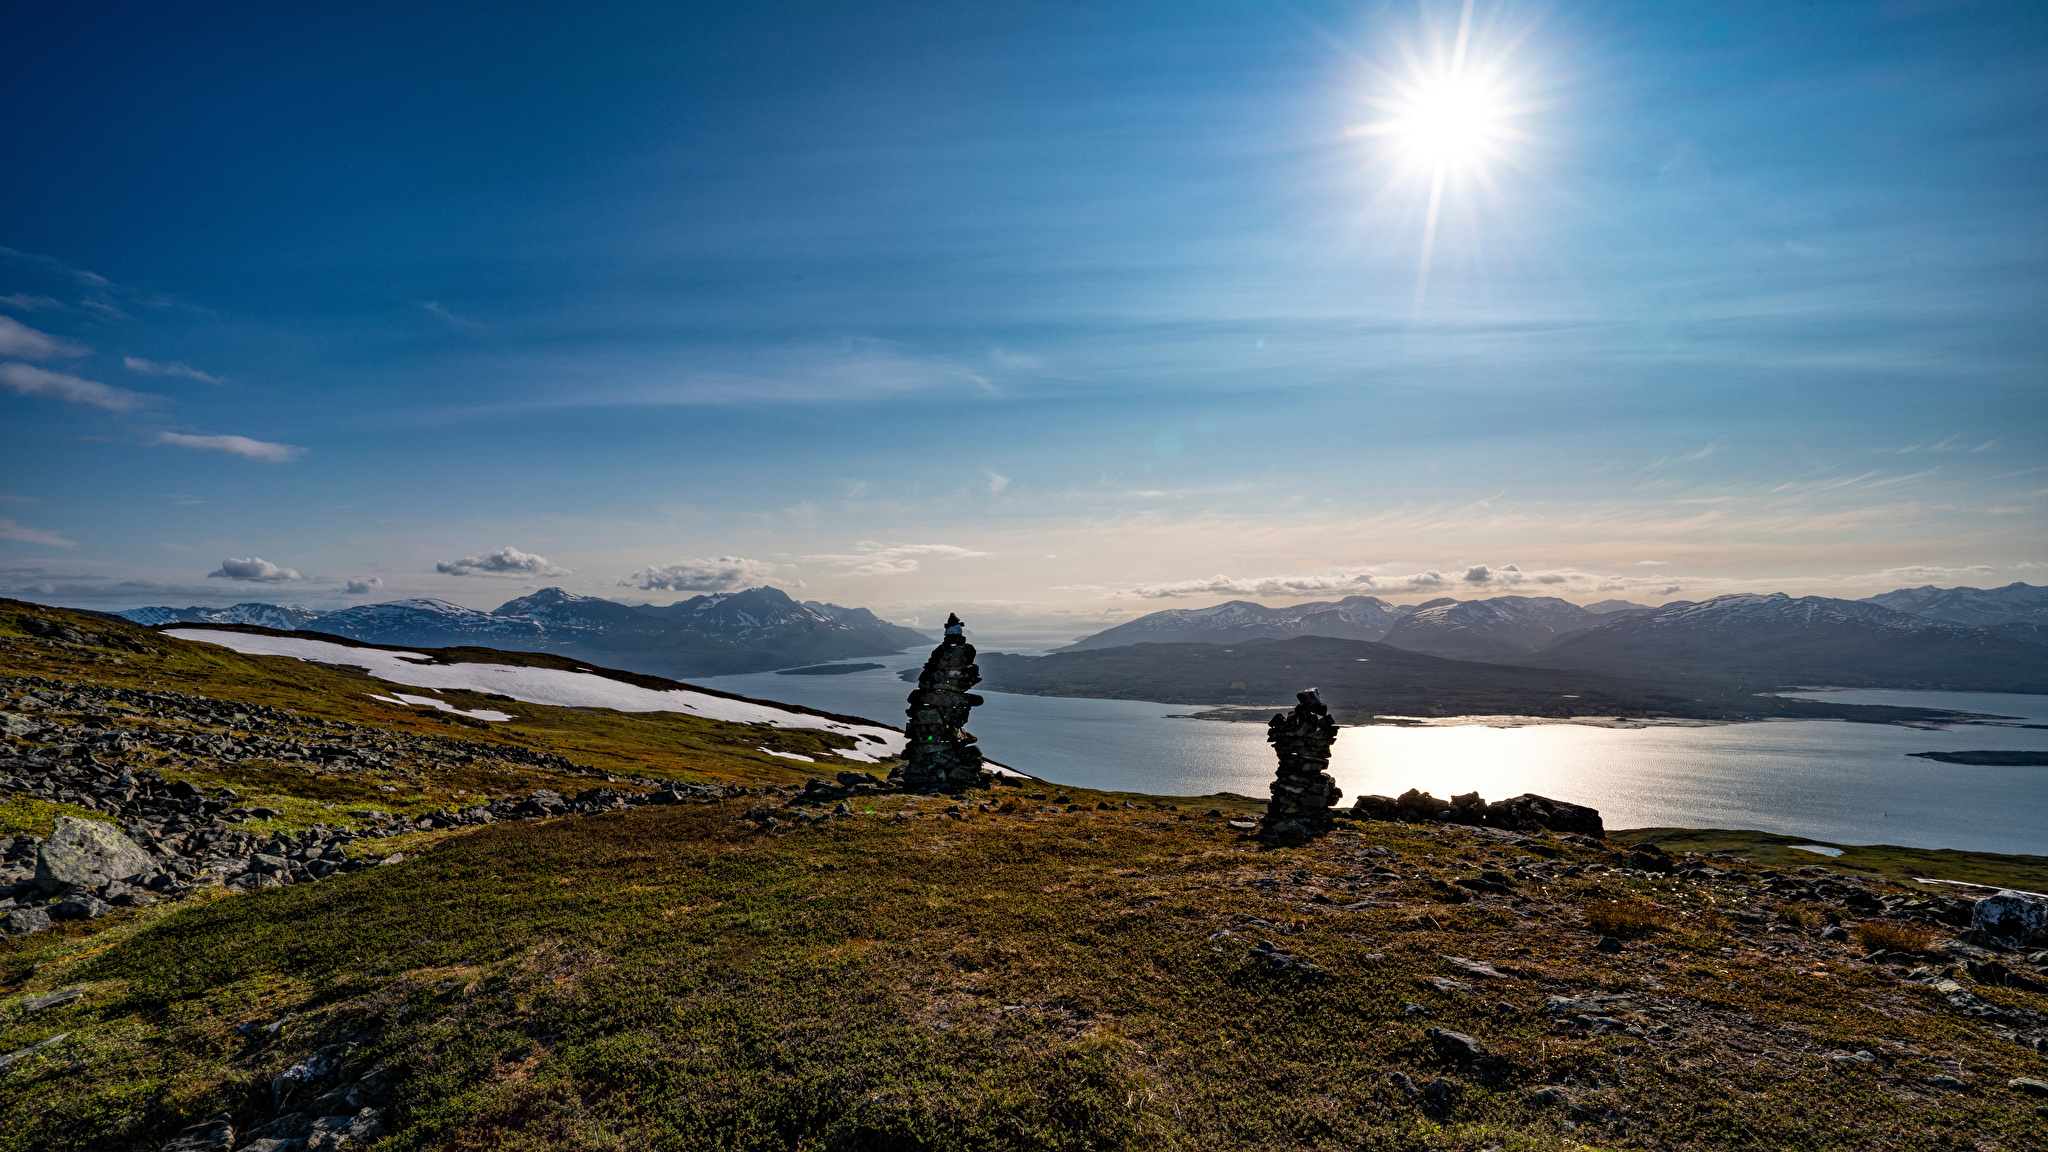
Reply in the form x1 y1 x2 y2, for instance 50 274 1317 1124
891 614 988 793
35 815 152 895
1261 689 1342 842
1971 890 2048 948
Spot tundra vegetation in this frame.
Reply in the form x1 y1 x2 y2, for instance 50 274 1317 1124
2 602 2046 1151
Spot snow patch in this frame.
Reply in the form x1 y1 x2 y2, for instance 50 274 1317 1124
164 629 907 761
758 747 815 762
368 693 514 722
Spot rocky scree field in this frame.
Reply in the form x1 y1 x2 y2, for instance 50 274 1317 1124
2 602 2048 1150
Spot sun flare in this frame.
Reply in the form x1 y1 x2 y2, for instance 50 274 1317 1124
1381 70 1513 173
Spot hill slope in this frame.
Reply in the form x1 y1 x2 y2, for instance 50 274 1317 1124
1062 596 1409 650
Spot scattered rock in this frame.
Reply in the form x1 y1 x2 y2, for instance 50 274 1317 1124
159 1113 235 1151
1524 1086 1568 1107
1925 1075 1969 1091
0 1031 69 1071
2010 1077 2048 1097
20 985 86 1012
1246 939 1321 974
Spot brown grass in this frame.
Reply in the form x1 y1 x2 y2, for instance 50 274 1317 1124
1774 903 1823 929
1852 920 1936 953
1586 898 1675 938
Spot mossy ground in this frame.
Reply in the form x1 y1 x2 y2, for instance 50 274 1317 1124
4 603 2046 1149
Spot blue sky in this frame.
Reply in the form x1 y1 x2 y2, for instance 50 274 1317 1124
2 0 2042 637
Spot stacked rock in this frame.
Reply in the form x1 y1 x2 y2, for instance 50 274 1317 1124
1262 688 1342 842
892 614 988 793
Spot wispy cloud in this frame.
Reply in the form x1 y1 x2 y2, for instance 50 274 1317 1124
209 557 303 582
621 556 783 593
983 469 1011 494
436 546 567 577
0 295 64 312
1 363 156 412
0 519 77 548
155 432 306 462
124 356 224 384
0 316 87 359
802 541 988 577
422 301 482 328
1102 563 1720 601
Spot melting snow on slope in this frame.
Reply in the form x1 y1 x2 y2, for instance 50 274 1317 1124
164 629 906 761
368 692 514 722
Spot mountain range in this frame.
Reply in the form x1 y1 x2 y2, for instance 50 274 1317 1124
1061 583 2047 693
116 586 931 679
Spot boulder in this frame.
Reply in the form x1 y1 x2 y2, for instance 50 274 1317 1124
1396 789 1453 822
36 816 153 895
1 907 52 936
1971 891 2048 948
1482 793 1605 837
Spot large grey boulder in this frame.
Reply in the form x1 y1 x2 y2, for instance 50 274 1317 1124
1971 890 2048 947
36 816 153 895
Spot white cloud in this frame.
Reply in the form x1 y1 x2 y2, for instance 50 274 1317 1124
802 541 989 577
1 362 155 411
0 317 86 359
436 546 567 577
155 432 306 462
209 557 303 583
0 519 77 548
621 556 783 593
0 295 64 312
984 469 1011 494
345 577 384 594
124 356 224 384
422 301 482 328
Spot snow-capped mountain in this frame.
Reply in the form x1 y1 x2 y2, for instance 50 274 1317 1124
1379 595 1604 659
1062 595 1409 651
633 586 930 649
309 598 556 646
114 602 326 630
493 587 653 630
1529 592 2048 692
1860 582 2048 630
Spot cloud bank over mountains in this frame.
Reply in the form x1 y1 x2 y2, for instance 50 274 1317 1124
623 556 786 593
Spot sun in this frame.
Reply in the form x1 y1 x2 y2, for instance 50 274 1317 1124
1380 70 1513 174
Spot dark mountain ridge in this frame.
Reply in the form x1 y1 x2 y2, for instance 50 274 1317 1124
114 586 929 679
953 634 1977 726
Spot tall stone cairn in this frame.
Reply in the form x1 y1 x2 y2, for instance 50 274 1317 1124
1262 688 1342 842
892 613 988 792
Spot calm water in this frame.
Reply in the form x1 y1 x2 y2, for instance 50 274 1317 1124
703 662 2048 855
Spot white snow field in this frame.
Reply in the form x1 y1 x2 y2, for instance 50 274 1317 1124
163 628 906 761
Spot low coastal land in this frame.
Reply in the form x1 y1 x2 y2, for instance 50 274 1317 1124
957 636 1996 728
4 603 2046 1151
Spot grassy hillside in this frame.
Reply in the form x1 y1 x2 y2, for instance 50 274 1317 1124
966 636 1975 726
5 602 2047 1150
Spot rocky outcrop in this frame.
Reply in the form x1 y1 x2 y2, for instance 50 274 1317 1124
1349 789 1604 837
1261 689 1342 843
892 614 987 793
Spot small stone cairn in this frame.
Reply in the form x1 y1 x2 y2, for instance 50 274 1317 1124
1261 688 1342 843
891 613 988 793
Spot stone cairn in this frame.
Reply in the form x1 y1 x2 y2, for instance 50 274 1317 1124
891 613 988 793
1261 688 1342 842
